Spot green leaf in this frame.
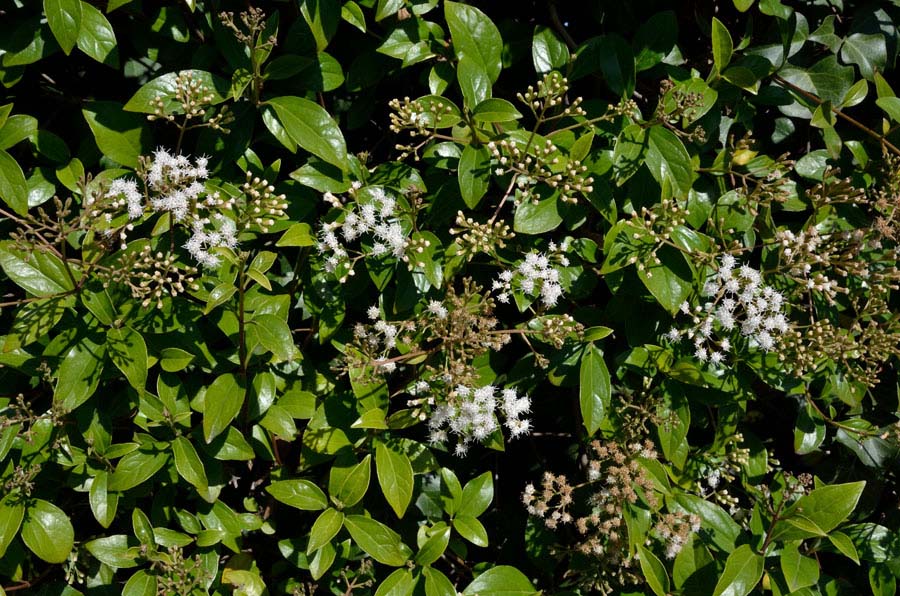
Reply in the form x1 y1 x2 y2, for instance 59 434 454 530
55 335 105 411
124 70 229 113
343 514 412 566
876 97 900 123
780 543 819 592
777 481 866 539
472 98 522 123
44 0 83 55
733 0 754 11
89 471 118 528
532 26 569 73
123 570 158 596
109 449 168 491
85 535 139 568
673 494 740 551
307 507 343 554
424 567 457 596
376 441 414 518
202 373 245 443
462 565 538 596
514 196 562 234
646 126 693 197
637 245 693 314
416 525 451 566
0 244 75 296
458 57 491 108
840 32 886 81
277 222 316 247
250 313 294 361
638 544 671 596
267 96 348 171
712 544 764 596
794 402 826 455
579 344 610 437
107 326 148 392
453 515 488 547
82 101 149 168
173 436 210 493
458 471 493 518
0 496 24 558
458 144 491 209
375 568 417 596
341 2 366 32
299 0 339 52
21 499 74 564
160 347 194 372
828 531 860 565
711 17 734 72
779 56 855 108
572 35 635 97
329 454 371 509
444 1 502 83
841 78 868 108
612 123 648 184
0 149 28 215
76 1 118 66
266 479 328 510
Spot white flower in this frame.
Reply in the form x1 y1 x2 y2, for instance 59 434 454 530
367 306 380 320
426 300 448 319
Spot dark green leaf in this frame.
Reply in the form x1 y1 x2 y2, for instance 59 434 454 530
458 471 493 518
532 26 569 73
77 1 118 66
458 144 491 209
646 126 693 197
267 96 348 170
107 326 148 392
712 544 764 596
0 244 75 296
579 344 610 437
514 196 562 234
202 372 245 443
444 1 502 83
638 544 670 596
82 101 149 168
376 441 414 518
266 478 328 510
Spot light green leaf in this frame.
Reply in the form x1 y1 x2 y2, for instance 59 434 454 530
173 436 209 493
375 568 417 596
82 101 148 168
250 313 294 361
341 2 366 32
780 543 819 592
579 344 610 437
89 471 118 528
514 196 562 234
424 567 457 596
0 149 28 215
458 144 491 209
532 26 569 73
21 499 75 564
638 544 670 596
0 496 24 558
267 96 348 170
85 534 139 569
107 326 148 391
876 97 900 123
828 531 860 565
55 335 105 411
458 471 493 518
124 70 229 113
711 17 733 72
266 479 328 510
794 402 826 455
376 441 414 518
160 347 194 372
329 454 371 509
343 514 412 566
277 222 316 247
646 125 693 197
462 566 538 596
123 570 158 596
44 0 83 55
77 1 118 66
673 494 740 551
109 449 168 492
776 481 866 540
202 373 245 443
444 1 502 83
416 525 451 566
453 515 488 547
307 508 343 554
0 244 74 296
712 544 764 596
473 98 522 123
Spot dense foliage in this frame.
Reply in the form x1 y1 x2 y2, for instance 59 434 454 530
2 0 900 594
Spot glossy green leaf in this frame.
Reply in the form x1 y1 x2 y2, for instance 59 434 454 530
711 17 733 72
445 1 502 83
44 0 83 55
828 530 860 565
173 436 210 493
343 514 412 566
107 326 148 391
250 313 294 361
266 478 328 510
82 101 148 168
329 454 371 509
376 441 414 518
416 525 451 566
453 515 488 546
375 568 417 596
579 344 610 437
109 449 168 491
0 149 29 215
124 69 229 113
123 570 157 596
472 98 522 123
55 335 105 411
646 125 693 197
458 471 493 518
532 26 569 73
307 507 343 554
0 496 24 558
77 1 118 66
0 244 74 296
424 567 457 596
462 566 538 596
638 544 670 596
267 96 348 170
712 544 764 596
458 144 491 209
85 534 139 569
780 543 819 592
514 196 562 234
89 471 118 528
202 372 245 443
21 499 74 564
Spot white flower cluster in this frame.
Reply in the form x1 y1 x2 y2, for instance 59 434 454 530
317 186 408 281
426 384 532 456
667 255 790 364
103 149 239 267
493 242 570 308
